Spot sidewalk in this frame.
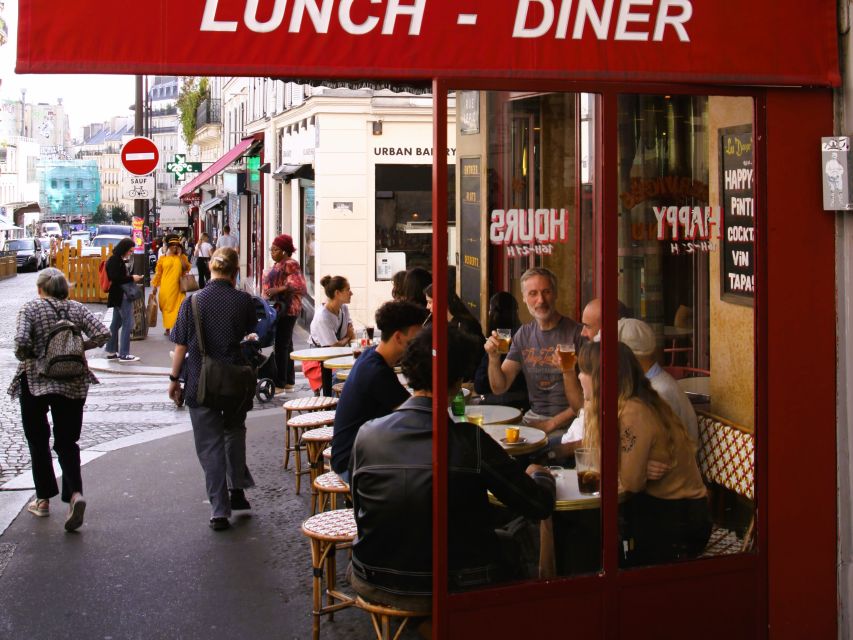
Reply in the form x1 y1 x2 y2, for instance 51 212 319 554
0 307 394 638
0 406 409 639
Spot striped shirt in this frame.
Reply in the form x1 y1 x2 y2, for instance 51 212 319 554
8 297 111 399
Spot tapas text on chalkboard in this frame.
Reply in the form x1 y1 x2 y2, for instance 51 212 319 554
720 125 754 305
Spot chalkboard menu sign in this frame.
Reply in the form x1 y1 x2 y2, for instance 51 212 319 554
459 157 482 320
719 125 754 305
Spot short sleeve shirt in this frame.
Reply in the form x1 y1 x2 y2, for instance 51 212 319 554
309 304 350 347
506 315 578 416
171 280 257 408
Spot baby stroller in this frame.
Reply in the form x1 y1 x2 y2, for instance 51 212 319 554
241 295 278 403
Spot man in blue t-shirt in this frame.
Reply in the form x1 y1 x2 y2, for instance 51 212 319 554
332 300 428 480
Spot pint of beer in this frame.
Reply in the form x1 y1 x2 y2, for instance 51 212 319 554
557 343 576 371
496 328 512 354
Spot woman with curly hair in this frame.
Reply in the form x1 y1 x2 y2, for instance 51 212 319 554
576 341 710 566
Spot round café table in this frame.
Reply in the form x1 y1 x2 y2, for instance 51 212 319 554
449 404 521 425
480 424 546 456
324 356 355 370
290 347 353 396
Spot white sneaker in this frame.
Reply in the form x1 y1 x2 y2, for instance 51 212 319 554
118 355 140 363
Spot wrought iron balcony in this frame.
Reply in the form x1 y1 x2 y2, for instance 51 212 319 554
196 99 222 130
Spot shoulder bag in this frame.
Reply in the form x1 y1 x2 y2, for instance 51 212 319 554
122 282 142 301
180 273 199 293
191 294 256 412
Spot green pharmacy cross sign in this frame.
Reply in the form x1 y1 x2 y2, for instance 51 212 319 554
166 154 202 180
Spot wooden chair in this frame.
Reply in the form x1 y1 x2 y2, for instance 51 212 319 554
696 411 755 556
301 509 358 640
282 396 337 470
302 425 335 510
287 411 336 494
355 596 427 640
314 471 351 513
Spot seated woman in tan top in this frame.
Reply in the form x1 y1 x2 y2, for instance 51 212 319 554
577 341 711 567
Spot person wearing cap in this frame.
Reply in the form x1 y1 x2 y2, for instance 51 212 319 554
151 236 191 337
617 318 699 444
262 234 306 392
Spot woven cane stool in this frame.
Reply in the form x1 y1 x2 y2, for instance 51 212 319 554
302 425 335 511
355 596 427 640
323 446 333 465
332 381 346 397
287 411 336 494
282 396 338 470
302 509 358 640
313 471 351 513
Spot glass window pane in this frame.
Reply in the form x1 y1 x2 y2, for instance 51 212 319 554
615 94 756 569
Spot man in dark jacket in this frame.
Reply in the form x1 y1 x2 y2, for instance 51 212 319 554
349 326 555 612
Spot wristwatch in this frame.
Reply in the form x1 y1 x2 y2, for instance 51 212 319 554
169 374 180 382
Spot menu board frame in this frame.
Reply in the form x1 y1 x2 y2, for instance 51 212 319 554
719 124 755 307
459 156 483 320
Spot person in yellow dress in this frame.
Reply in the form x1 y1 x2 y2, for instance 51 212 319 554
151 237 191 337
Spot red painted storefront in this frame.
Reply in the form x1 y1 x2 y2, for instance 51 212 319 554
16 2 840 636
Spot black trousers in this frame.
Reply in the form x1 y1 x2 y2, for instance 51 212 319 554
274 314 297 387
620 492 712 567
196 257 211 288
19 375 86 502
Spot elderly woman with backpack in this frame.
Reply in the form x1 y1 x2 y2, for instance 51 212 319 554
9 268 110 531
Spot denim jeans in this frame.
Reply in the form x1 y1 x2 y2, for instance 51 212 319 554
105 296 133 357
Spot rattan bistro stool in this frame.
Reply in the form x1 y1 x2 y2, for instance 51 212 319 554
286 411 336 494
302 425 335 512
314 471 351 513
355 596 426 640
282 396 338 469
302 509 358 640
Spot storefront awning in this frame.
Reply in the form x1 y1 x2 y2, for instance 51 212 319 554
179 138 257 199
199 197 225 213
272 164 314 182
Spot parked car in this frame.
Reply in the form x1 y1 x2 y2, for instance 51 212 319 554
81 234 127 258
6 238 46 271
69 231 91 247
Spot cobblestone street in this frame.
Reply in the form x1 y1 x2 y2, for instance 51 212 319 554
0 273 191 484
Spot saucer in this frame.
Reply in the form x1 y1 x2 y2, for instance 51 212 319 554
500 437 528 445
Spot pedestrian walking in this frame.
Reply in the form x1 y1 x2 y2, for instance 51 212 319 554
104 238 144 363
216 225 239 251
9 268 110 531
168 248 257 531
261 234 306 392
151 237 191 337
195 232 213 288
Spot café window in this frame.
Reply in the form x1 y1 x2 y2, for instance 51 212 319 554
374 164 455 274
439 91 756 588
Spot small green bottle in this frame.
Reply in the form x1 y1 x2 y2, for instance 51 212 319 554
451 391 466 417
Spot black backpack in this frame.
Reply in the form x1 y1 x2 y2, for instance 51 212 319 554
37 299 87 379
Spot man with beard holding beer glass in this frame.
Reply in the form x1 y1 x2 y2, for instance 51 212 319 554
485 268 579 436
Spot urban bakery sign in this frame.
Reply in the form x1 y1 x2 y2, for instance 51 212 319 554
17 1 838 87
489 208 569 258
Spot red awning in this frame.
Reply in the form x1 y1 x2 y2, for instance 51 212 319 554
178 137 256 199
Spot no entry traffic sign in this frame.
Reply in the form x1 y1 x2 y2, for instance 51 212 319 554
121 136 160 176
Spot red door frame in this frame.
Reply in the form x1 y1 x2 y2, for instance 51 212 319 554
432 81 836 639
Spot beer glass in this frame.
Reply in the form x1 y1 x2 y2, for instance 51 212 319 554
496 328 512 354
